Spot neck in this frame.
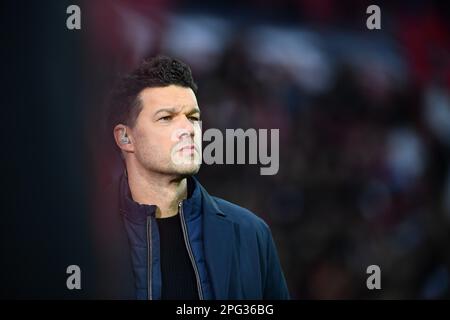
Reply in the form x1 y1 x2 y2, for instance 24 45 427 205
125 161 187 219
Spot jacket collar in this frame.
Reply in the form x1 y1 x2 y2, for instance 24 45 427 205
181 176 202 222
118 173 156 224
118 172 203 224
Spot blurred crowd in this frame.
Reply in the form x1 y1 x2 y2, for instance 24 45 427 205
87 0 450 299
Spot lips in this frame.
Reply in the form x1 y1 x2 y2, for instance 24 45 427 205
178 144 195 152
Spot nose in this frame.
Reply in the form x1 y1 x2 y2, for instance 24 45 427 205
176 115 195 140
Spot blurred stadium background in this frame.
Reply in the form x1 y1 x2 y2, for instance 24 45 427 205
2 0 449 299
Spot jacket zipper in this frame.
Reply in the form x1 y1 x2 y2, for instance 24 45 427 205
179 201 204 300
147 215 152 300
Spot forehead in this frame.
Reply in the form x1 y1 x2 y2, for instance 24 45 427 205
139 85 198 113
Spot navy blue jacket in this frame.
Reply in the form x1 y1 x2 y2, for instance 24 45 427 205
93 173 290 300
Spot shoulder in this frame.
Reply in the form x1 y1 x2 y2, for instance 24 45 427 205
211 196 271 236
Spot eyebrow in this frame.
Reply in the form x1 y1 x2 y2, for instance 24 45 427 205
154 106 201 116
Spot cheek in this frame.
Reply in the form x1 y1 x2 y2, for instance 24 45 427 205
194 126 202 147
133 126 156 151
135 126 174 154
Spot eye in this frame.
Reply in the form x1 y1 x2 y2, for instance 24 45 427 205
159 115 172 122
189 116 200 121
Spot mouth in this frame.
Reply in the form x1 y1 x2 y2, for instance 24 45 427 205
178 144 196 152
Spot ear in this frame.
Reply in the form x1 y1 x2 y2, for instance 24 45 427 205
113 124 135 154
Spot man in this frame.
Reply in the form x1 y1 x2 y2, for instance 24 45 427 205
94 56 289 300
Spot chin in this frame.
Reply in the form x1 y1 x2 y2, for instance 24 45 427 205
175 164 201 176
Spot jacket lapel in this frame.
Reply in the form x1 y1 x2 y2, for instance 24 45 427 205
199 183 235 300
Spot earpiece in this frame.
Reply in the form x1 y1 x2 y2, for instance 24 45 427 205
120 131 130 144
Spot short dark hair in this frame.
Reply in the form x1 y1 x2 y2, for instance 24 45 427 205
107 55 198 132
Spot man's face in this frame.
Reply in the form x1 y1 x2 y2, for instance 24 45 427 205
128 85 202 177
